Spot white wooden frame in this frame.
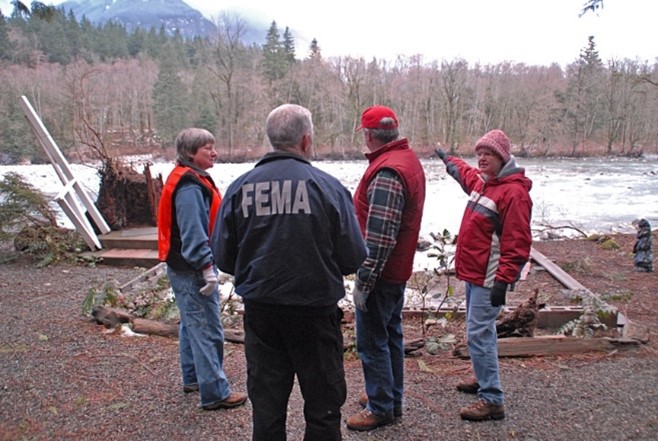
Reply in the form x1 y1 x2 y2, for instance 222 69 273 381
19 95 110 250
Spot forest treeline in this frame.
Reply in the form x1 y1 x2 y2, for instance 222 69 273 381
0 4 657 165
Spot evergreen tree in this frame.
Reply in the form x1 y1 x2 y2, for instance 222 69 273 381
0 90 38 162
558 35 605 155
308 38 321 60
77 16 96 62
95 21 129 60
64 9 83 60
169 29 189 68
153 42 191 146
127 27 146 57
261 20 286 82
143 25 167 59
38 8 71 64
282 26 296 65
0 14 13 61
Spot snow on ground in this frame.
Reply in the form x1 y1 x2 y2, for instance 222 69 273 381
3 155 658 310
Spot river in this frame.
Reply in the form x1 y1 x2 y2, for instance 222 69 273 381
2 155 657 238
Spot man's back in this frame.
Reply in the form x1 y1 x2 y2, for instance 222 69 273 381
212 151 366 307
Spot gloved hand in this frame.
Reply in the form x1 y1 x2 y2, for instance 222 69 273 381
490 280 508 307
435 146 447 161
352 285 368 312
200 265 218 296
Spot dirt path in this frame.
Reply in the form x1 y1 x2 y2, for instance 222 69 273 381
1 234 657 440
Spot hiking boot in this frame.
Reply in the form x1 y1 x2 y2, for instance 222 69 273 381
459 399 505 421
202 392 248 410
358 392 402 418
456 379 479 394
346 408 394 431
183 384 199 394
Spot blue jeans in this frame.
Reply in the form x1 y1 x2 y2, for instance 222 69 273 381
465 282 504 405
356 280 405 418
167 266 232 407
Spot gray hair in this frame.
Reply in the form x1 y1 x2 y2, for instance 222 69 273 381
175 128 215 163
265 104 313 152
367 126 399 144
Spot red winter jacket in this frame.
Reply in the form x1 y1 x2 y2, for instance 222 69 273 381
443 156 532 287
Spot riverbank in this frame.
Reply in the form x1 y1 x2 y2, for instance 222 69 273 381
1 234 656 440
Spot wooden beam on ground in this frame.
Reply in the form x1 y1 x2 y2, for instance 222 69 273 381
453 335 642 359
530 247 587 290
119 262 166 292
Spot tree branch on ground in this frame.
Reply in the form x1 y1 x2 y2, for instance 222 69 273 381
536 222 589 238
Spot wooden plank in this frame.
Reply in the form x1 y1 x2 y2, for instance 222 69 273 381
56 179 103 250
20 95 110 236
530 247 587 290
56 197 102 250
119 262 166 292
453 335 641 358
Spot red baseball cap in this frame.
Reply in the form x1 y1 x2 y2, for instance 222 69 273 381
356 105 399 131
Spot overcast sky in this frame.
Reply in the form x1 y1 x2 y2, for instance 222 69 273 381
2 0 656 67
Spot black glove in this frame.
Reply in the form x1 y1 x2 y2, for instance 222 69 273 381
435 147 446 160
491 280 508 307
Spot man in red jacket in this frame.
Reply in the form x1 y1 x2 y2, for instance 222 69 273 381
347 106 426 431
436 129 533 421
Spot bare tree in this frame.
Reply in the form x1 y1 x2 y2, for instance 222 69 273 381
440 59 468 151
206 12 248 158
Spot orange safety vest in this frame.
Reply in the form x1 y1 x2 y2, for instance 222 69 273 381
157 165 222 263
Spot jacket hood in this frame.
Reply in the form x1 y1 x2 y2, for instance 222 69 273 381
488 156 533 191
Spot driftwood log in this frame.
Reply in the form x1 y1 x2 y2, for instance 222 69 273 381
132 318 178 338
496 289 546 338
453 335 642 358
91 305 244 343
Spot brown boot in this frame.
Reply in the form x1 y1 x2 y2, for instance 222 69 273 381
183 384 199 394
459 399 505 421
456 378 479 394
346 408 394 431
358 391 368 407
358 392 402 418
202 391 248 410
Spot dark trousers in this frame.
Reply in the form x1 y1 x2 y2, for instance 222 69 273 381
244 303 347 441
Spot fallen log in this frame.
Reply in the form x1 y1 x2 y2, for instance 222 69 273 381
91 305 245 343
91 305 133 327
131 318 245 343
404 338 425 355
132 318 178 338
453 335 642 359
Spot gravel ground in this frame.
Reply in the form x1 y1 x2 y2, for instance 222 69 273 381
1 238 657 441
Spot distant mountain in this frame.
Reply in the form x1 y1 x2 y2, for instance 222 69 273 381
57 0 218 39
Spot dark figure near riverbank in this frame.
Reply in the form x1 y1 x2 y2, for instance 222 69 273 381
632 218 653 272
